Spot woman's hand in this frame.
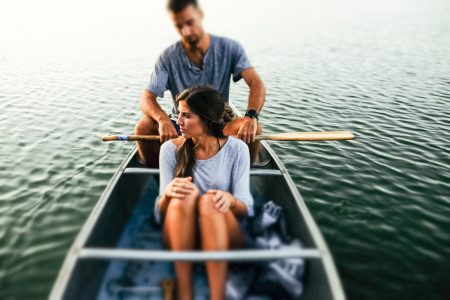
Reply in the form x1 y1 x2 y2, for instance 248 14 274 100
165 177 199 200
206 189 236 213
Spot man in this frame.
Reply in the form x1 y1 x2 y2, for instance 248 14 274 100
135 0 265 166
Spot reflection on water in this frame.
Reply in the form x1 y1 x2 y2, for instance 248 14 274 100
1 0 449 299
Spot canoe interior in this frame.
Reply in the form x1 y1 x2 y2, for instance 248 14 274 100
59 146 336 299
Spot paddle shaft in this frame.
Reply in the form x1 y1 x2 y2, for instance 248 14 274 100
102 131 355 142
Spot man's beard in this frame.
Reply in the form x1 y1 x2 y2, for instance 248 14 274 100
185 35 200 49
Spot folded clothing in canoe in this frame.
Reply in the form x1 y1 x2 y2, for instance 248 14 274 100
227 201 305 299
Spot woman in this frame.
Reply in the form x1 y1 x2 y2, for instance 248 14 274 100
155 85 254 300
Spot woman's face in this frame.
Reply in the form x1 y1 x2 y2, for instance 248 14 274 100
176 100 205 139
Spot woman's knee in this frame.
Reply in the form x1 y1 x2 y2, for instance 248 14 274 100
167 195 197 216
198 194 222 219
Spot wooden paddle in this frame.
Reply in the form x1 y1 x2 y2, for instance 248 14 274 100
102 131 355 142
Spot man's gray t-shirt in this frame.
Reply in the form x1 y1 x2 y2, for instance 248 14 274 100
145 34 252 109
155 137 254 223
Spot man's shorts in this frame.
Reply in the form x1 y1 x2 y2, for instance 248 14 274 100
170 103 237 135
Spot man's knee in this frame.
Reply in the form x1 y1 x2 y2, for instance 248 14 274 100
134 116 157 135
223 118 262 135
223 119 240 135
255 121 262 134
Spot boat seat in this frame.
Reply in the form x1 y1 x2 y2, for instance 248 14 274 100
123 168 283 176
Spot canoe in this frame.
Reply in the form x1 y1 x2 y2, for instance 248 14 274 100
50 103 345 299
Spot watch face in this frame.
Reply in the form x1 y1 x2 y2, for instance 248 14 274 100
246 109 257 117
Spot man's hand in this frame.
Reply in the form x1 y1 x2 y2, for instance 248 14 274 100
237 117 258 144
158 118 179 143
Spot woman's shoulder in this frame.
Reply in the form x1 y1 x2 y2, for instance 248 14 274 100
159 139 179 168
161 138 179 153
169 137 185 148
227 136 247 146
226 137 249 155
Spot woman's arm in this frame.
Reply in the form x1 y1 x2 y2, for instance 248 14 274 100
156 141 176 219
230 141 255 216
229 196 249 217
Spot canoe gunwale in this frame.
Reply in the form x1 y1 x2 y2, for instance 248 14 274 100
259 136 345 300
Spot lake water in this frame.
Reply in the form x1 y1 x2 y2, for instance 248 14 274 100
1 0 449 299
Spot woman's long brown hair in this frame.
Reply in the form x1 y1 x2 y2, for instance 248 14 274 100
175 85 226 178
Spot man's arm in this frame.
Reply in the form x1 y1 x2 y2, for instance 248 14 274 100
241 67 265 113
140 90 178 142
236 68 265 143
140 90 168 122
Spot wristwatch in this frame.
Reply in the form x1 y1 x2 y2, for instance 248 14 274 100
245 109 259 121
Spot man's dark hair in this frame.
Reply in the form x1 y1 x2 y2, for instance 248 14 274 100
167 0 198 13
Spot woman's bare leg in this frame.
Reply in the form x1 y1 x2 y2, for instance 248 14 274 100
163 193 198 300
198 194 245 300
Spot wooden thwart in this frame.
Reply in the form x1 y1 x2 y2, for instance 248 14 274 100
79 248 322 261
123 168 283 176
